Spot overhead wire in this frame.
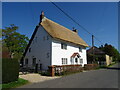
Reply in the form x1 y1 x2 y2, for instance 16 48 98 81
49 0 104 45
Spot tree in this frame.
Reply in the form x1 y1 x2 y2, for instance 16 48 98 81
99 43 120 62
2 24 29 60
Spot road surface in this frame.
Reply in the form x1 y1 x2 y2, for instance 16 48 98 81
18 63 119 88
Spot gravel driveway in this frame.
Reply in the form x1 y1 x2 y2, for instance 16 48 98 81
19 73 61 83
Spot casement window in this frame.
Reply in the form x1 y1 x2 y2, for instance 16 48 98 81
61 43 67 50
79 47 82 52
62 58 67 65
25 58 28 65
32 58 36 66
80 59 83 64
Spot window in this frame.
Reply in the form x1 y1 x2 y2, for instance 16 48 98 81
25 58 28 65
80 59 83 64
61 43 67 50
43 36 46 41
62 58 67 65
46 52 49 58
47 36 49 40
32 58 36 66
29 48 31 52
35 37 37 43
79 47 82 52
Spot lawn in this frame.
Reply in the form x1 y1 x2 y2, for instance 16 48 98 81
0 78 29 89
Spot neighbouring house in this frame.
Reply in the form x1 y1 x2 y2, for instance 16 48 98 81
87 46 112 66
21 12 89 71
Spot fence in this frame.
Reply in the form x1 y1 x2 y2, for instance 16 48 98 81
48 65 83 76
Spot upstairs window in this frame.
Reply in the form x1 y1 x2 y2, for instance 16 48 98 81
61 43 67 50
79 47 82 52
29 48 31 52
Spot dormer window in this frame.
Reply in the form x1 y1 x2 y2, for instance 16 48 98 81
61 43 67 50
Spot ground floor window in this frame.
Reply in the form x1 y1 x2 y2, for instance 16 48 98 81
80 59 83 64
25 58 28 65
32 58 36 66
62 58 67 65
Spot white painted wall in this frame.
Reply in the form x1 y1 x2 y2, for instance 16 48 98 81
24 25 87 71
51 39 87 66
24 25 52 70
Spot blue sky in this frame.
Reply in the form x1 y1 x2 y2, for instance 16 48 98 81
2 2 118 50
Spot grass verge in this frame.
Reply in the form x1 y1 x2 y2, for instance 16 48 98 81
0 78 29 89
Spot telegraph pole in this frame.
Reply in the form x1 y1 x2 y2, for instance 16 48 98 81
92 35 95 63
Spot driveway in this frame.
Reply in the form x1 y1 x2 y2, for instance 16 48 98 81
19 73 60 83
18 63 119 88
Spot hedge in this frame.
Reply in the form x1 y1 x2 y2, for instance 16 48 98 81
84 64 99 70
2 58 19 84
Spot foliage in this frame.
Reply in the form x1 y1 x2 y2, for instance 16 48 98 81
2 24 29 59
99 43 120 62
2 58 19 84
1 78 29 89
84 64 99 70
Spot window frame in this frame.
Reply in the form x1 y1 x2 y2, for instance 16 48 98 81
61 43 67 50
62 58 68 65
32 58 36 66
25 58 28 65
79 47 82 52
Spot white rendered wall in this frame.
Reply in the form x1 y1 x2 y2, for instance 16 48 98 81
24 25 52 70
51 39 87 66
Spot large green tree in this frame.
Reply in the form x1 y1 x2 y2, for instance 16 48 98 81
2 24 29 60
99 43 120 62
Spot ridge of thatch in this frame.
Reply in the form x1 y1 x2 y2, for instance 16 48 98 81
41 18 89 47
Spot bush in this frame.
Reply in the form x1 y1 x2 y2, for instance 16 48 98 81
84 64 99 70
53 65 83 76
2 58 19 84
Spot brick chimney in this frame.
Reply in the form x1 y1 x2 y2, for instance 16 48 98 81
40 11 45 23
72 27 78 34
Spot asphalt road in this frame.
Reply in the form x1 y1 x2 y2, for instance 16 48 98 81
19 63 119 88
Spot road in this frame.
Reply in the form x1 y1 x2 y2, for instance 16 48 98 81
19 63 119 88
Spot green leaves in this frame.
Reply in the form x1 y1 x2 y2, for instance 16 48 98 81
99 43 120 62
2 24 29 60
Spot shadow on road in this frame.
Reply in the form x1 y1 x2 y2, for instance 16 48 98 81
105 67 120 70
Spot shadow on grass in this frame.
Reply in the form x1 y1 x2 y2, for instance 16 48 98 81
1 78 29 89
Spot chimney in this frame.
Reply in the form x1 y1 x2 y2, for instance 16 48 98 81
72 27 78 34
40 11 45 23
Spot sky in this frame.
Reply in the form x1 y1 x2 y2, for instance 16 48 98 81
2 2 118 50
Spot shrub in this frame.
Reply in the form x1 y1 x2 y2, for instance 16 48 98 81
84 64 99 70
2 58 19 84
53 65 83 76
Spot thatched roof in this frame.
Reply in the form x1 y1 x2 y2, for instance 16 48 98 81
41 18 89 47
